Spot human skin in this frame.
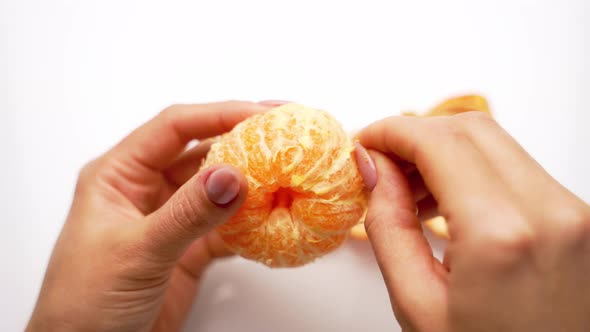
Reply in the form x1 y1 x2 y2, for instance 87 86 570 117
26 102 590 332
357 111 590 332
26 101 278 332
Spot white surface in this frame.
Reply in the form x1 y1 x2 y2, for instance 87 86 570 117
1 0 589 331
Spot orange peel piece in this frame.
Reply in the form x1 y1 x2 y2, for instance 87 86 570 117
349 94 491 241
202 103 369 267
423 216 451 240
427 94 490 116
349 223 369 240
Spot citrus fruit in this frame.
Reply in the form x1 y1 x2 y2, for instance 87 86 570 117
349 94 490 240
201 103 369 267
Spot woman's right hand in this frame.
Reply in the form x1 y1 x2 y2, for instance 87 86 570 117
357 111 590 331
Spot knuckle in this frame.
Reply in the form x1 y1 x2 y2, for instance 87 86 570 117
112 241 173 279
78 161 95 181
363 209 382 235
550 205 590 247
76 159 100 190
364 208 393 236
412 142 429 170
171 193 198 231
413 119 470 173
454 110 495 125
468 224 535 268
159 104 183 122
161 103 183 115
160 103 197 124
168 190 207 236
365 203 417 237
158 105 189 140
221 99 248 107
215 108 231 130
428 119 471 144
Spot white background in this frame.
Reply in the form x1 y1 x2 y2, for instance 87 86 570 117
1 0 589 331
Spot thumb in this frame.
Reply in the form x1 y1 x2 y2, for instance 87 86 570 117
365 150 447 331
141 165 248 261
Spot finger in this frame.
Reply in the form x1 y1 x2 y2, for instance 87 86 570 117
453 112 577 211
407 170 429 202
353 142 377 191
364 151 446 330
152 230 235 332
109 101 269 171
354 143 415 192
164 139 215 187
400 161 417 174
417 195 439 222
176 231 233 280
442 247 452 270
415 195 451 240
359 116 506 237
140 165 248 261
258 100 293 107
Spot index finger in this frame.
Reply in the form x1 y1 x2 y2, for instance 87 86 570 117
365 151 447 330
108 101 270 171
358 115 510 237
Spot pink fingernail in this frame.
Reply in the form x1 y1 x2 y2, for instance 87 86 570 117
258 100 293 107
354 142 377 191
206 167 241 205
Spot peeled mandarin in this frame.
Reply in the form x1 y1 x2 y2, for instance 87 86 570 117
349 94 491 241
201 103 369 267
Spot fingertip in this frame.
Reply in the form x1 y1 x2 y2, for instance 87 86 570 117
134 167 248 264
366 149 390 173
353 142 378 191
205 168 241 205
203 165 248 207
366 150 417 215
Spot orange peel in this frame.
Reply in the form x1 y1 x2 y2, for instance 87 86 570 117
201 103 369 267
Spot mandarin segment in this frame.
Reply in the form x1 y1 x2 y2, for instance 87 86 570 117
299 229 347 261
292 198 366 233
217 206 269 234
309 161 366 200
202 103 369 267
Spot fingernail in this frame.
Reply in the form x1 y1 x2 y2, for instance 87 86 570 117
258 100 293 107
206 167 241 205
354 142 377 191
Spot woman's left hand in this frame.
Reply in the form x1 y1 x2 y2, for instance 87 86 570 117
26 101 272 332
